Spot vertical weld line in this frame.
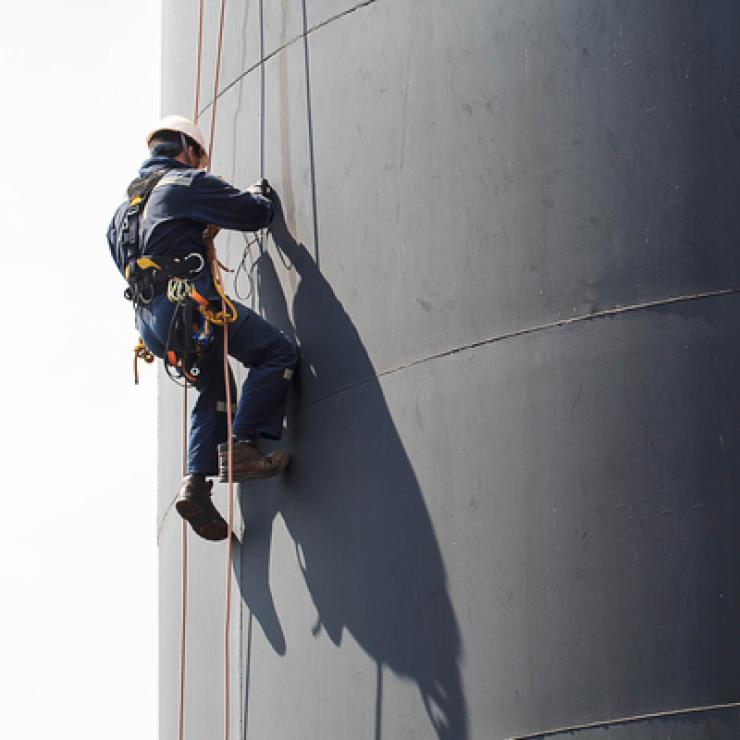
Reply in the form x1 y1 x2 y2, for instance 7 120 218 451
374 662 383 740
258 0 266 260
238 585 244 740
302 0 320 268
208 0 227 165
259 0 265 180
243 612 254 740
193 0 204 121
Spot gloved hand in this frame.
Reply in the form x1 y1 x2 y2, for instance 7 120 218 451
247 178 273 198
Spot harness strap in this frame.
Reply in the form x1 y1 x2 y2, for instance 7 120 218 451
125 252 206 305
119 170 170 273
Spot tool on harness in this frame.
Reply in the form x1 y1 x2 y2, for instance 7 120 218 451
160 226 242 387
165 291 203 385
116 169 213 385
116 171 240 386
163 276 216 386
125 252 206 305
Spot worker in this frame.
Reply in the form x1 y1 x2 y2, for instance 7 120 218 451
107 115 297 542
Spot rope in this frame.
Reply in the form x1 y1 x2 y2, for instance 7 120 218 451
233 233 260 302
222 296 235 740
178 2 244 738
178 387 189 740
201 2 235 740
177 3 204 740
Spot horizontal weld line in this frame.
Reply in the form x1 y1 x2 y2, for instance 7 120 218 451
198 0 383 117
154 286 738 531
506 700 740 739
302 287 740 409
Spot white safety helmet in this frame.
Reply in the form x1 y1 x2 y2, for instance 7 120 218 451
146 114 207 156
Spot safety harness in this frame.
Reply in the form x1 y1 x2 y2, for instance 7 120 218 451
116 170 215 385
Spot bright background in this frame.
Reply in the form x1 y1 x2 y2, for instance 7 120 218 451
0 2 161 738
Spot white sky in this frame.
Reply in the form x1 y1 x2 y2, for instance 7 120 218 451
0 2 161 738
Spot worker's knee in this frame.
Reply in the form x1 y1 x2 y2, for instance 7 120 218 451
275 332 298 371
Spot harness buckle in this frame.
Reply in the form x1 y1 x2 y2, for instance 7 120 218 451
167 277 193 304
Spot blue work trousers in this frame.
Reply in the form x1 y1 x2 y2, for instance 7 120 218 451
136 295 297 475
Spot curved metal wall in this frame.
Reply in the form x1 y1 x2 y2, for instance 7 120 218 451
158 2 740 738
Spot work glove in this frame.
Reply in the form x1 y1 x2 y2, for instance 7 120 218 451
247 178 273 198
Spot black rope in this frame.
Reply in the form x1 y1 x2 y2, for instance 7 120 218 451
233 232 260 301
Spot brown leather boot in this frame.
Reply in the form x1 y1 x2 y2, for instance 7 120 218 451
175 475 228 541
217 440 289 482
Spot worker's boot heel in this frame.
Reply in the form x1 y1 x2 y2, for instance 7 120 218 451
217 440 289 482
175 475 228 541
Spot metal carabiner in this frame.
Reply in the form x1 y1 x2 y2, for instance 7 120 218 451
184 252 206 275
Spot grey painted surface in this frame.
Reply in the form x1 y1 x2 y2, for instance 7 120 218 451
536 707 740 740
158 1 740 739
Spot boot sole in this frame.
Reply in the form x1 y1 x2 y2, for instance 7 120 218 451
175 499 228 541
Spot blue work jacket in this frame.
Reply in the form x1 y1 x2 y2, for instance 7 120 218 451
107 156 272 281
107 156 273 345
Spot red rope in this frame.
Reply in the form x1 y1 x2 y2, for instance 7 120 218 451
179 2 232 738
177 389 189 740
204 3 235 739
222 308 235 740
178 3 205 740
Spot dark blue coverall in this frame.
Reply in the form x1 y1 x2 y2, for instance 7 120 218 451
107 156 297 476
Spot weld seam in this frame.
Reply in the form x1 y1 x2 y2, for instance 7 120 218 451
506 699 740 739
198 0 383 117
156 287 738 533
302 287 740 409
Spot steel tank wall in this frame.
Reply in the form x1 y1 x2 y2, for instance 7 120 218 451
158 2 740 739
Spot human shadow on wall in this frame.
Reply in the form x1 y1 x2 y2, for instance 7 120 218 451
233 197 469 740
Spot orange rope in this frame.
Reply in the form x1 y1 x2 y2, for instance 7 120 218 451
203 3 235 738
177 2 205 740
178 387 189 740
222 305 235 740
178 2 233 738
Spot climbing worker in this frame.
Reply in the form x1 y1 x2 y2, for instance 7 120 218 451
107 114 297 542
